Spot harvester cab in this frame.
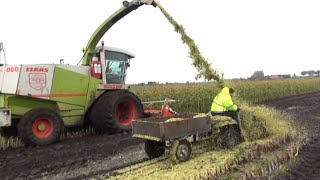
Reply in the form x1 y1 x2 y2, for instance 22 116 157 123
89 41 134 86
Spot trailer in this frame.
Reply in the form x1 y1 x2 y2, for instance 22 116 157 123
132 115 212 162
132 114 242 162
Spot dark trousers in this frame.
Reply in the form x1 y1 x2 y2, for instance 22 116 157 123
211 111 239 121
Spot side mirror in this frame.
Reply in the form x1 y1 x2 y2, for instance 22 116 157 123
126 62 130 68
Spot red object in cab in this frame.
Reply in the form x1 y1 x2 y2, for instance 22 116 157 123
91 61 102 78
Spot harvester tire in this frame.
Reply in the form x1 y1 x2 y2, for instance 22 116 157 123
90 90 144 134
17 108 63 146
219 124 241 148
145 140 166 159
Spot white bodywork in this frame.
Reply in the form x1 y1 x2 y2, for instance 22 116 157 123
0 64 90 100
17 65 55 99
0 65 21 94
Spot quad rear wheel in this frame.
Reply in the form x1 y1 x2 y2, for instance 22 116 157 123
17 108 63 146
219 124 241 148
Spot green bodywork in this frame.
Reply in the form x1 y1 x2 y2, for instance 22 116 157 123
2 95 58 117
50 67 102 126
0 67 102 127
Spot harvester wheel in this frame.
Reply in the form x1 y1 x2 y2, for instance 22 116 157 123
90 90 144 134
219 124 241 148
145 140 166 159
17 108 63 146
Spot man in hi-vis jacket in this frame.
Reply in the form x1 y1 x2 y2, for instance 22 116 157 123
210 87 240 121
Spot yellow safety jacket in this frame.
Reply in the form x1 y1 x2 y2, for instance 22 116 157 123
211 87 238 112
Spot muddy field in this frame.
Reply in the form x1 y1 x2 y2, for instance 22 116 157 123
1 92 320 180
263 92 320 180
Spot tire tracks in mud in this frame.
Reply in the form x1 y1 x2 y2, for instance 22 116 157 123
275 135 320 180
263 91 320 179
0 132 143 180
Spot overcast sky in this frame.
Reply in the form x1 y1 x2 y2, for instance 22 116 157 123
1 0 320 83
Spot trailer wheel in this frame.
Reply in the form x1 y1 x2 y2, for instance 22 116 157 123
90 90 144 134
145 140 166 159
219 124 241 148
170 139 192 163
17 108 63 146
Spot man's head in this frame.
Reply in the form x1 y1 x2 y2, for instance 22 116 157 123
229 87 236 96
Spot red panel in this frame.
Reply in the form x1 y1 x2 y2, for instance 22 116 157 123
30 93 87 98
90 61 102 78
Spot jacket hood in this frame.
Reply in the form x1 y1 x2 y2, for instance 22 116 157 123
220 87 230 95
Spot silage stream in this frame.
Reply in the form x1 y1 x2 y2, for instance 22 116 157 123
156 2 224 87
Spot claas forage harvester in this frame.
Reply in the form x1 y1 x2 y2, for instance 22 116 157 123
0 0 172 146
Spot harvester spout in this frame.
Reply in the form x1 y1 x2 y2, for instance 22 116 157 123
82 0 157 66
123 0 157 7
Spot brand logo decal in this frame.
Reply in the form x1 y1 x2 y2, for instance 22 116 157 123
29 73 47 90
26 67 49 72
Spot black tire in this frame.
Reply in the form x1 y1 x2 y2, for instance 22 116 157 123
90 90 144 134
17 108 63 146
170 139 192 162
145 140 166 159
220 124 241 148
